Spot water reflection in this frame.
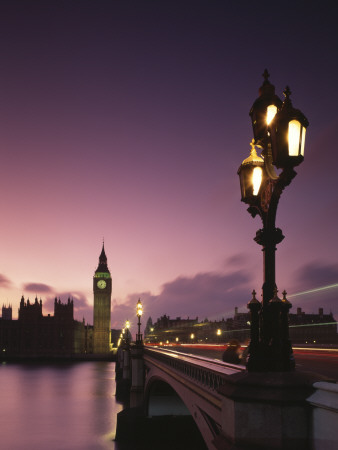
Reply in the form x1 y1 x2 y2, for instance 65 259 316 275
0 362 123 449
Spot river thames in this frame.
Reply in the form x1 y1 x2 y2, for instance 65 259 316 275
0 361 125 450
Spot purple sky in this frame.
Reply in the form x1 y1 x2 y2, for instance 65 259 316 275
0 1 337 334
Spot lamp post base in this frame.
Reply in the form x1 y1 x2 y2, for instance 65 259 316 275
247 284 295 372
216 370 330 450
247 341 295 372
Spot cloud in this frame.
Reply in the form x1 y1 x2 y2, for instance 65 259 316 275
294 261 338 289
111 270 252 331
23 282 53 293
0 274 12 288
158 271 250 317
290 261 338 317
111 293 152 329
224 253 248 268
71 292 93 323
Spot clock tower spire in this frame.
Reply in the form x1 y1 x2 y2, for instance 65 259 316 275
96 242 109 273
93 242 112 354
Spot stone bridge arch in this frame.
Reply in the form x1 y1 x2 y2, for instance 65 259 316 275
144 356 226 448
146 377 191 416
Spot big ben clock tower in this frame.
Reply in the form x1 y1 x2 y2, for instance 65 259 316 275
93 243 112 354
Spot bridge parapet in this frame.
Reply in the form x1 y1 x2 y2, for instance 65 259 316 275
144 347 245 392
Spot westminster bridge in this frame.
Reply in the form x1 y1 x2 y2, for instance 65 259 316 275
115 345 338 449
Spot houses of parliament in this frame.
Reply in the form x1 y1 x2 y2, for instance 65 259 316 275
0 244 115 359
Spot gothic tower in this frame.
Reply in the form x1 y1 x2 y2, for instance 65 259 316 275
93 243 112 353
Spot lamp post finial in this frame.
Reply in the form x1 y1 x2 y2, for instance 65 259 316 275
262 68 270 82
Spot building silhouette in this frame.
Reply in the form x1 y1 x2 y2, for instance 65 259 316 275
93 243 112 353
145 307 337 345
2 304 12 320
0 297 85 358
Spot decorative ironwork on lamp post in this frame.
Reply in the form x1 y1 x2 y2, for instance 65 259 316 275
136 298 143 344
238 70 309 372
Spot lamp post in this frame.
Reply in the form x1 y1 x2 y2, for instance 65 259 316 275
238 70 309 372
125 320 130 345
136 298 143 344
118 334 122 347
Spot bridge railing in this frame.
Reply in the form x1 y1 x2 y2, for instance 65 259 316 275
144 347 245 392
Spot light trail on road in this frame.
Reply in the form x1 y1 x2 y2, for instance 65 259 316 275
288 283 338 298
160 344 338 379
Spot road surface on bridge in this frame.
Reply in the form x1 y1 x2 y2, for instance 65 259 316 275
155 345 338 380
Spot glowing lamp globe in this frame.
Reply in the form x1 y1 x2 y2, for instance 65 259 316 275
136 298 143 317
249 69 282 146
270 86 309 168
238 141 265 204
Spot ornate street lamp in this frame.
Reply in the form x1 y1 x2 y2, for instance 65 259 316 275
270 86 309 169
136 298 143 344
238 70 309 372
249 69 283 147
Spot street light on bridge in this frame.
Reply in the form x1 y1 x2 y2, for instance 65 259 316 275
238 70 309 372
136 298 143 344
125 320 130 344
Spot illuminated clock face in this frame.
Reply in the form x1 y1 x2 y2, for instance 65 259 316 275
97 280 106 289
